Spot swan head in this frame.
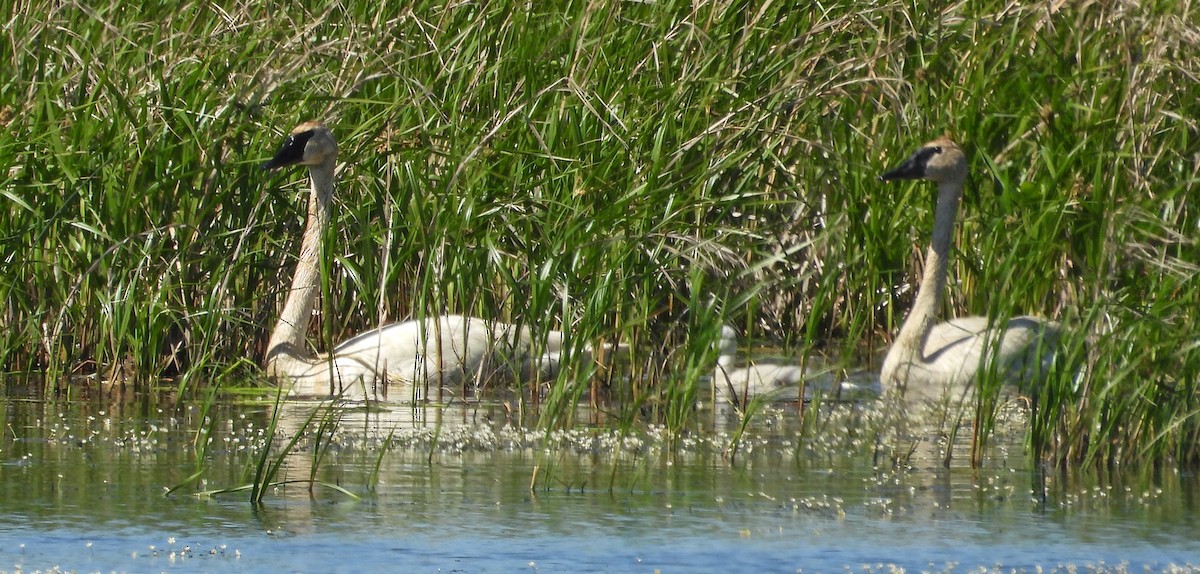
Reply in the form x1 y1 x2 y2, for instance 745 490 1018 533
261 121 337 170
879 137 965 184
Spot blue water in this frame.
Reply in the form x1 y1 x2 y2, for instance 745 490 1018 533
1 399 1198 573
4 491 1197 573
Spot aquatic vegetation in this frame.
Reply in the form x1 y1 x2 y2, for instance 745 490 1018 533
0 0 1196 468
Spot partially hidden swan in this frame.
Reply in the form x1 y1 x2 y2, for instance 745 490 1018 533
712 326 877 406
878 137 1060 399
261 121 600 401
712 326 804 405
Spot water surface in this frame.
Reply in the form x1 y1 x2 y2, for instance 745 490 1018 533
1 395 1198 573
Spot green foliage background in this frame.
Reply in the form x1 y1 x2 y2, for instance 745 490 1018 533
1 0 1196 465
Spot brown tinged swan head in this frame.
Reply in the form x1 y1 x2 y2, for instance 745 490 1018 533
879 137 966 185
261 121 337 171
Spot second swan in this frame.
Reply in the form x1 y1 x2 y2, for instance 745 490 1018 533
878 137 1061 399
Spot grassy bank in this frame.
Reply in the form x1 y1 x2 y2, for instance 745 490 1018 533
1 0 1197 466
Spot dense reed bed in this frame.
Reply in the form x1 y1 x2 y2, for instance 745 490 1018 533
1 0 1196 466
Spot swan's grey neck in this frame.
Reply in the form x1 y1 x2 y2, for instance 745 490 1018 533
266 161 335 360
884 178 963 381
715 328 739 372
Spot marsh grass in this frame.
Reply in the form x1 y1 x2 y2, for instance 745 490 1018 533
163 380 225 496
368 427 397 492
185 392 358 503
1 0 1197 467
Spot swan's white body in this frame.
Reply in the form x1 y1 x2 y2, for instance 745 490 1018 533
712 326 875 405
713 326 803 404
261 122 578 401
878 138 1060 399
267 314 567 400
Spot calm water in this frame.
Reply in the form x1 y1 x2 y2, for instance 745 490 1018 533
1 394 1198 573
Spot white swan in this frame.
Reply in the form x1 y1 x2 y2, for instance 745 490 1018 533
713 326 803 405
878 137 1060 399
712 326 876 405
260 121 597 401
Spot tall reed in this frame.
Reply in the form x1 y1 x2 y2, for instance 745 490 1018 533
0 0 1195 466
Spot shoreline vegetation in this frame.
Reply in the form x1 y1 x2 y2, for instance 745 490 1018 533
1 1 1196 468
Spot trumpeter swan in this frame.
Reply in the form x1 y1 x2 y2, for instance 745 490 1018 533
878 137 1060 399
713 326 803 405
712 326 876 406
260 121 601 401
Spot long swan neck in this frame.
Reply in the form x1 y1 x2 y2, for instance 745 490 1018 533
266 162 335 361
888 178 963 365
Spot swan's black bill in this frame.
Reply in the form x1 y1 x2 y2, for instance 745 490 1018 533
261 129 315 170
879 145 940 181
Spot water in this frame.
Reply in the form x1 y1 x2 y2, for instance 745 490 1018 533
1 395 1198 573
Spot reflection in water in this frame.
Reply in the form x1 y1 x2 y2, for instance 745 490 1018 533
0 393 1198 572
